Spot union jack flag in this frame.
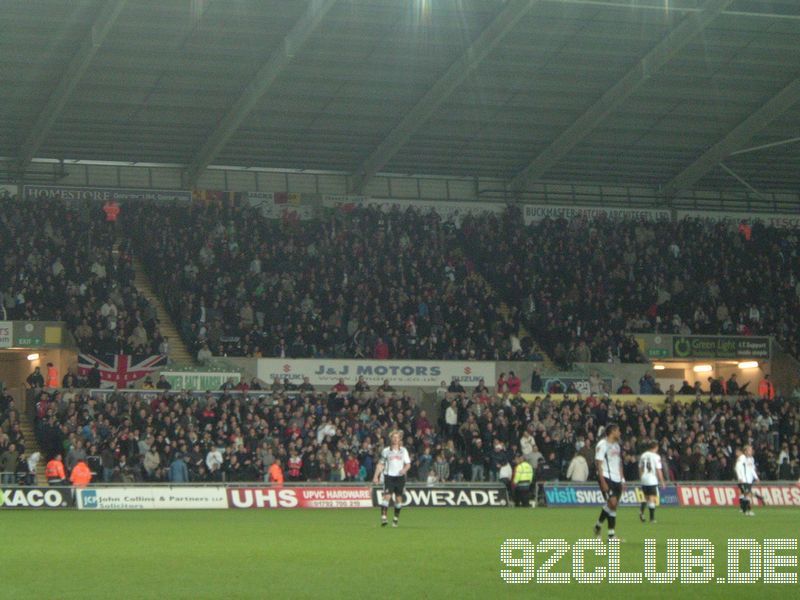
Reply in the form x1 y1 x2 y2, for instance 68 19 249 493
77 353 167 388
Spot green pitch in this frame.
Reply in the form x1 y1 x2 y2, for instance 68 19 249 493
3 507 797 599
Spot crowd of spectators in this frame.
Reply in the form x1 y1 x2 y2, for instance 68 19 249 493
0 194 163 356
461 208 800 368
128 200 525 362
30 372 800 486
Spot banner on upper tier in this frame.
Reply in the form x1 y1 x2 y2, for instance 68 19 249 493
0 184 18 199
256 358 495 389
161 371 241 391
635 333 771 360
677 484 800 507
76 487 228 510
322 195 504 224
247 191 314 221
676 209 800 229
523 204 671 224
227 487 373 509
23 184 191 203
542 484 679 507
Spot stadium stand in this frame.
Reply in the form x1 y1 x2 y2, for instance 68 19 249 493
32 384 800 485
0 195 163 356
461 207 800 368
126 200 525 361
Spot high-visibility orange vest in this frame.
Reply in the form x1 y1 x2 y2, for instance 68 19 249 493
758 379 775 400
70 462 92 487
46 365 58 388
268 463 284 484
45 459 66 480
103 201 120 222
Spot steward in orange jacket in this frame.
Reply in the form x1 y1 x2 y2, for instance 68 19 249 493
70 461 92 487
758 375 775 400
268 460 284 485
45 455 67 485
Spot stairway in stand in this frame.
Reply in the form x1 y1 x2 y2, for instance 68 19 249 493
132 257 196 366
498 301 555 371
466 269 555 369
18 410 46 485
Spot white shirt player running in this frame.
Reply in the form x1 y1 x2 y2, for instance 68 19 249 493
595 439 622 483
638 451 663 486
735 454 759 484
381 446 411 477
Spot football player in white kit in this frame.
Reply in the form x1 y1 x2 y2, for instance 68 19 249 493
594 423 624 540
372 431 411 527
735 445 759 516
638 440 665 523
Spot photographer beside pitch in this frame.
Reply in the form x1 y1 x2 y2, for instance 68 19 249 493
373 431 411 528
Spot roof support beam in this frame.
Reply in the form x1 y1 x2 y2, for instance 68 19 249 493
510 0 734 193
348 0 538 194
185 0 337 186
16 0 128 175
662 78 800 197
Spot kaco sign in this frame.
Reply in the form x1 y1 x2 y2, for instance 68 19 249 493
543 484 679 507
373 484 509 508
0 487 73 509
678 484 800 507
228 487 373 509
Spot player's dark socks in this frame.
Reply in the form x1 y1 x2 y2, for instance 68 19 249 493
608 514 616 530
598 508 607 523
381 507 388 518
394 507 401 518
640 502 646 515
649 507 655 521
739 497 747 513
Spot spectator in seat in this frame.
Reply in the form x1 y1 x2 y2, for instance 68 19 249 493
373 337 389 360
0 443 18 484
566 451 589 482
26 367 44 389
617 380 633 394
507 371 521 395
530 369 543 393
678 380 694 395
169 454 189 483
448 378 465 395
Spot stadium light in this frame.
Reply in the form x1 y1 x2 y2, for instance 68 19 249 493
26 353 39 361
652 365 666 370
692 364 712 373
738 361 759 369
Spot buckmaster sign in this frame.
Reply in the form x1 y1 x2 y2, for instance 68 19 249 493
257 359 495 388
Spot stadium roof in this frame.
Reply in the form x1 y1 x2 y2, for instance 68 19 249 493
2 0 799 196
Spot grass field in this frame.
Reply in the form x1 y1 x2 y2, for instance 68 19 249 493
3 507 798 599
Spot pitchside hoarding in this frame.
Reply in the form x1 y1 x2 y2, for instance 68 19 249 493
372 484 510 508
227 487 373 509
256 359 495 389
677 484 800 507
0 487 74 509
542 484 679 507
76 487 227 510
